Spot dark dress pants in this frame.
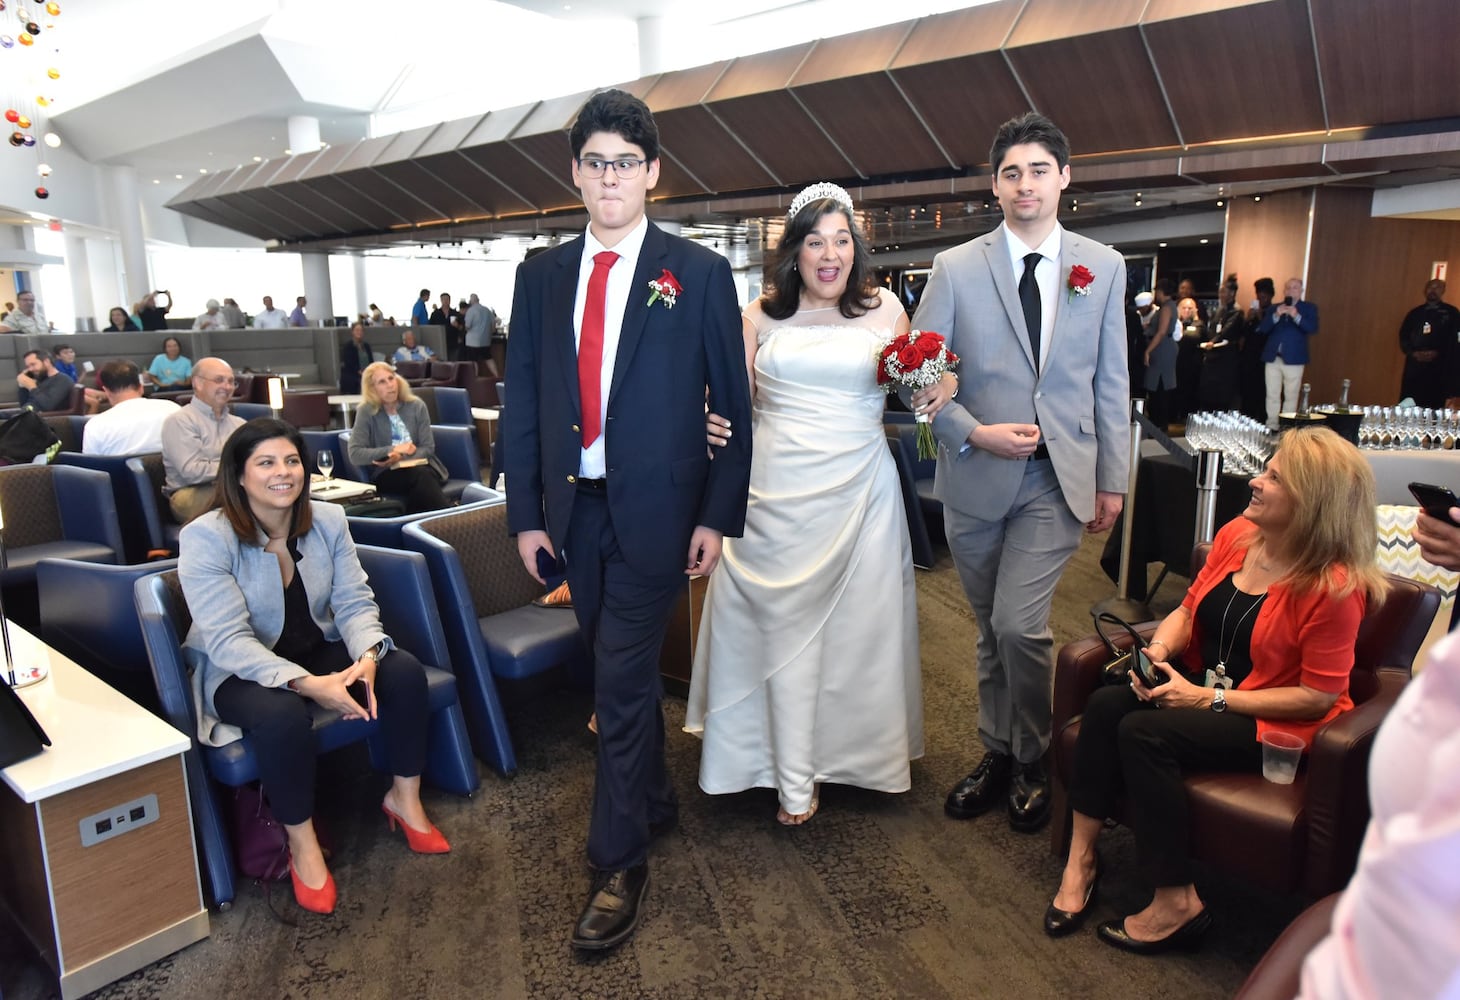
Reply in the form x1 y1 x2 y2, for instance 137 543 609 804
1067 683 1261 888
213 644 430 825
374 465 450 514
564 487 681 872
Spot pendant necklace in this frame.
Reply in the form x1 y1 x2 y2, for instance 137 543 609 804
1215 584 1268 680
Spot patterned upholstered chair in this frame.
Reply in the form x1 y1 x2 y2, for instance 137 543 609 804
403 502 584 777
1375 503 1459 639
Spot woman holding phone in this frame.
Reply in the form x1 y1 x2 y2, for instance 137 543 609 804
1046 426 1386 952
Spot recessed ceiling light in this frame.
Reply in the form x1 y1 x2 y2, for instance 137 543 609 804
253 155 262 162
284 148 293 155
1215 199 1224 207
175 173 183 179
1158 242 1168 248
152 178 160 184
1254 195 1262 202
199 168 207 174
1199 238 1209 245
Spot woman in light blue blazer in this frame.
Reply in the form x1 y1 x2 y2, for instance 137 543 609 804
179 418 449 916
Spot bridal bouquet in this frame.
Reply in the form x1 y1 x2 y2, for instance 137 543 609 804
877 330 960 459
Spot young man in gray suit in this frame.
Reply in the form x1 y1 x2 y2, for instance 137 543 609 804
911 112 1129 833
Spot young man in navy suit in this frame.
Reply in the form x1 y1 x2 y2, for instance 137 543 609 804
502 89 753 951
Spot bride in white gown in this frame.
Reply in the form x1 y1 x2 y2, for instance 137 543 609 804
685 182 923 825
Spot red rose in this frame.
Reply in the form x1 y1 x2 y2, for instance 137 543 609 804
1068 265 1095 290
914 331 943 355
897 344 923 368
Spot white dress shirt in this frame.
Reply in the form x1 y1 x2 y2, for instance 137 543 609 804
253 308 289 329
1003 222 1063 372
573 216 649 479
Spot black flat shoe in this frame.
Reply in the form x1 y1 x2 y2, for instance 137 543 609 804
1096 908 1212 955
570 864 650 952
945 751 1012 819
1008 759 1051 833
1043 854 1101 938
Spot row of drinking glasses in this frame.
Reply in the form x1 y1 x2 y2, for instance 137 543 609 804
1356 406 1460 450
1184 411 1276 476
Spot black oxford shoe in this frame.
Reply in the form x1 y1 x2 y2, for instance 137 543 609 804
944 751 1013 819
1096 908 1212 955
570 864 650 952
1008 759 1051 833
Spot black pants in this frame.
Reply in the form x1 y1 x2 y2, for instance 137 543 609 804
1067 684 1261 888
374 465 450 514
565 486 680 871
213 644 430 826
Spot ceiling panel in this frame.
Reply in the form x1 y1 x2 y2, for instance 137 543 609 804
298 174 413 230
457 144 581 214
1312 0 1460 128
706 45 814 102
794 75 952 176
711 91 859 183
889 53 1030 168
644 63 730 110
1180 143 1335 184
892 2 1023 65
654 106 780 191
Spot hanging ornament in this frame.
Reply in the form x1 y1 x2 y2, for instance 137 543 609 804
18 32 33 45
3 110 17 124
36 162 51 177
34 187 48 199
21 134 35 146
16 115 30 129
45 0 58 12
25 21 40 35
9 131 25 147
43 131 60 148
15 2 26 15
0 36 11 48
35 96 50 107
0 1 7 10
47 68 60 80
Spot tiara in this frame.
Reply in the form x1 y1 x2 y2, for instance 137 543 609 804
788 182 854 219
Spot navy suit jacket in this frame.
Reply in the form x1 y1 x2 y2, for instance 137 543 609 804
1258 300 1319 364
502 223 752 577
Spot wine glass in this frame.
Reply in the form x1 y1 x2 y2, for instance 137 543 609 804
317 450 335 483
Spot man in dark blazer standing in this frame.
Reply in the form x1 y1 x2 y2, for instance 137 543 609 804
502 89 752 952
910 112 1128 838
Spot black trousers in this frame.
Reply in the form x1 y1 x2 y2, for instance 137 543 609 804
213 644 430 825
1067 684 1261 888
564 486 680 871
374 465 450 514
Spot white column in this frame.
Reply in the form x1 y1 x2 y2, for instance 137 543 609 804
108 166 151 306
637 16 673 75
64 234 96 330
352 253 368 318
0 225 27 251
300 252 334 326
287 115 321 155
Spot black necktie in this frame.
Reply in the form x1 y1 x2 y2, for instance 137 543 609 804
1019 251 1042 367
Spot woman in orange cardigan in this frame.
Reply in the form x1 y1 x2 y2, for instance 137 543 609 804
1046 426 1387 953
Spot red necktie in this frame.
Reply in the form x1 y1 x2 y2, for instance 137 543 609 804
578 250 619 447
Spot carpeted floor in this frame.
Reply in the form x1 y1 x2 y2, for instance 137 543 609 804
1 533 1307 999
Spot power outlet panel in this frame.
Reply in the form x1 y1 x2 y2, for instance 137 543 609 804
79 793 160 847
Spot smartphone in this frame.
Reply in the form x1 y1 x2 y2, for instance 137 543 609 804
1409 482 1460 526
1131 647 1162 688
534 546 560 580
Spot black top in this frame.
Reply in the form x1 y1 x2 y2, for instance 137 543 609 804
139 305 169 332
271 539 327 666
1195 572 1266 687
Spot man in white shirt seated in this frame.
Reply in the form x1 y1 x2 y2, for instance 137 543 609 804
393 330 436 363
82 360 181 455
253 295 290 329
0 290 51 334
192 299 228 331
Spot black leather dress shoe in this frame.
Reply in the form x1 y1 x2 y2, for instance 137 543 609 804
944 751 1012 819
570 864 650 951
1007 759 1051 833
1043 854 1100 938
1096 908 1212 955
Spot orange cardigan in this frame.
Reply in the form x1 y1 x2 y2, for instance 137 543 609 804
1179 518 1364 747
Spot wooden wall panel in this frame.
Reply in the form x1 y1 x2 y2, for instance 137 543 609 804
1305 186 1460 407
1222 186 1312 313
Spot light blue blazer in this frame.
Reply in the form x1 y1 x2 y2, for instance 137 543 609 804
178 501 391 746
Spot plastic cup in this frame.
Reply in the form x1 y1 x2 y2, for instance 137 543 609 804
1260 731 1306 784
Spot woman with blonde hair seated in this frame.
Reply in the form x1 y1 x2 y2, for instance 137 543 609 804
180 419 449 915
1047 426 1386 952
348 361 450 513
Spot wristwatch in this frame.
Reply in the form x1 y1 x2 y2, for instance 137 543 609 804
361 641 385 662
1211 686 1228 713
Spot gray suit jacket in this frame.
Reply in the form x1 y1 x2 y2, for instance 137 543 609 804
179 502 391 746
912 224 1129 524
348 396 448 483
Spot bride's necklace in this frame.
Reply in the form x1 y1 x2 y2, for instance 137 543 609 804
1215 584 1268 680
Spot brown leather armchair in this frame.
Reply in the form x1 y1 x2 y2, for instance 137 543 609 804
1049 543 1439 900
1233 892 1339 1000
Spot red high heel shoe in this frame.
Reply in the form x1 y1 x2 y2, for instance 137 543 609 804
289 862 337 914
382 803 451 854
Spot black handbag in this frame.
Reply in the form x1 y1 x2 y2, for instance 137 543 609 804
1092 612 1162 688
0 678 51 768
0 409 61 466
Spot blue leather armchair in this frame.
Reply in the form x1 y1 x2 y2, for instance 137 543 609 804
53 451 167 563
135 544 479 908
346 489 504 549
0 464 124 588
125 453 181 558
403 503 585 777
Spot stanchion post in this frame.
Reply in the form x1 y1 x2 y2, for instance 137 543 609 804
1193 448 1223 548
1092 398 1152 623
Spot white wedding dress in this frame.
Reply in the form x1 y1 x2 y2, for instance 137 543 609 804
685 287 923 815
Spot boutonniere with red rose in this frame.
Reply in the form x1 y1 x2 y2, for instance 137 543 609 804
1067 264 1095 302
647 269 682 309
876 330 960 459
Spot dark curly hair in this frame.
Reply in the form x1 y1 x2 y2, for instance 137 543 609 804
569 89 659 162
761 199 878 321
990 112 1070 174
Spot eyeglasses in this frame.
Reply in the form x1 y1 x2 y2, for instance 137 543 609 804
201 376 237 386
576 157 648 179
